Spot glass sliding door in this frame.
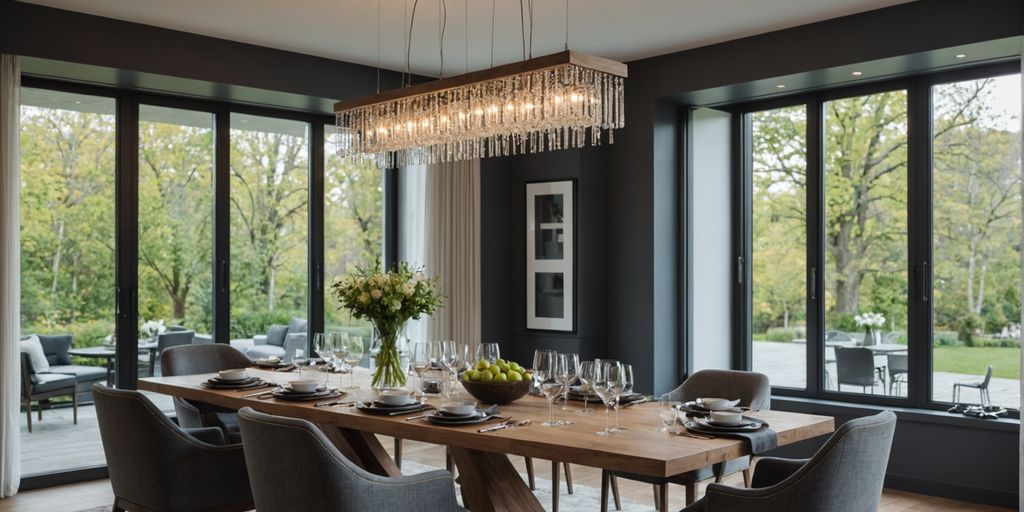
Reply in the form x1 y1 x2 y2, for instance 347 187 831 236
750 105 808 389
19 88 116 475
931 74 1021 407
323 126 383 338
823 90 909 397
138 105 215 375
229 114 309 351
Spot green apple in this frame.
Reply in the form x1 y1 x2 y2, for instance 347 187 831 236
487 365 502 377
463 370 479 382
507 370 523 382
479 370 494 383
509 362 522 373
495 362 509 373
474 359 490 371
493 372 508 383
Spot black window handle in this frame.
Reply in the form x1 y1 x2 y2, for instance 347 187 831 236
810 267 817 301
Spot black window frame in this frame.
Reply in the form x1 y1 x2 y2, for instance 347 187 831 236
729 60 1022 414
17 75 393 487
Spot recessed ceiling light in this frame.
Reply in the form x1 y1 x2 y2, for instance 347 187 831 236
74 100 82 105
955 53 967 59
776 84 786 89
851 71 863 76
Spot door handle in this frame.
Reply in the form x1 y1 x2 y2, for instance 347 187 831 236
810 267 817 301
919 261 929 302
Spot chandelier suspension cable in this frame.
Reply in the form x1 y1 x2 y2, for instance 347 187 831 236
489 0 495 67
464 0 468 73
528 0 533 59
406 0 420 86
376 0 381 93
519 0 525 60
565 0 569 51
438 0 446 78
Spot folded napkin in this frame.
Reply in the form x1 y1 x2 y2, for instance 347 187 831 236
687 417 778 455
274 364 296 372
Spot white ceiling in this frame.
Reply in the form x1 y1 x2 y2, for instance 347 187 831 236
23 0 914 77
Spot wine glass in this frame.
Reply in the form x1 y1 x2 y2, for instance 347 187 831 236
611 364 633 432
658 395 678 432
410 342 431 399
344 336 364 390
593 360 622 436
313 333 333 388
292 349 309 380
331 332 349 373
476 342 501 364
577 360 596 414
535 351 565 427
560 353 580 412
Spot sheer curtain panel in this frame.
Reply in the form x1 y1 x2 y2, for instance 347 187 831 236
0 53 21 497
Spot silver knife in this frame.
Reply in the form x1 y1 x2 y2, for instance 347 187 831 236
478 418 516 432
241 388 277 398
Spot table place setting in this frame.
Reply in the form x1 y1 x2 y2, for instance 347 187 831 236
669 396 778 453
201 369 269 390
354 389 433 416
422 402 503 426
270 379 344 402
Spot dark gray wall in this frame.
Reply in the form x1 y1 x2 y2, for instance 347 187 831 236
480 148 609 367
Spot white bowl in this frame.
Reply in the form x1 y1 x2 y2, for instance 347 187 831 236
710 411 743 425
699 397 741 411
217 369 249 381
288 380 320 393
440 402 477 416
377 390 416 406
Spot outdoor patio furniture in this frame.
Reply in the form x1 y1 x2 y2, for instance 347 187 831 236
887 354 908 396
834 347 884 394
141 329 195 376
682 411 896 512
231 317 307 362
161 344 252 443
20 352 78 433
22 334 107 403
952 365 993 406
69 341 159 385
603 369 771 510
93 384 253 512
237 407 464 512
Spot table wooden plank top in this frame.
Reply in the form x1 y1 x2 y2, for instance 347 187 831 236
139 368 834 478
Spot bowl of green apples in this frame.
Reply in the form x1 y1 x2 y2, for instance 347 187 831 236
460 358 533 405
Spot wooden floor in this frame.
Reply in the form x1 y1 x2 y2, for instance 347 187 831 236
0 437 1010 512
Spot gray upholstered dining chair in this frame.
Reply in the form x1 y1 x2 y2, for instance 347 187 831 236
681 410 897 512
887 353 908 396
953 364 993 406
602 369 771 511
834 346 884 393
93 384 253 512
161 343 251 442
237 407 467 512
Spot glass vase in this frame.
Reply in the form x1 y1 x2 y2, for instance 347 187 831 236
370 318 408 391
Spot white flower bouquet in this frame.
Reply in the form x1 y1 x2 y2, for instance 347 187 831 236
854 312 885 329
140 319 167 338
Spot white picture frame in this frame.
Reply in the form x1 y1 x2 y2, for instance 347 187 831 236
526 180 574 331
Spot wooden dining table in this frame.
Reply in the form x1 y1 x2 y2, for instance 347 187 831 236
139 368 834 512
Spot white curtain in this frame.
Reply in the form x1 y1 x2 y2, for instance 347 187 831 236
0 53 21 498
398 161 482 352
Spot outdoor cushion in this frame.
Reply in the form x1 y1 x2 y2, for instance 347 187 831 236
37 334 73 365
245 344 286 360
32 372 77 393
287 317 308 334
49 364 107 383
266 325 289 347
20 336 49 373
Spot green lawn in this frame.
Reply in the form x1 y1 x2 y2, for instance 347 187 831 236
933 346 1020 380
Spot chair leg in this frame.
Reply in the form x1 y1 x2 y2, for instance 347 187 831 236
72 392 78 425
563 462 574 494
524 456 536 490
600 470 610 512
393 438 402 469
25 399 31 433
112 497 127 512
37 400 43 421
610 473 621 510
551 460 560 512
684 481 696 505
743 467 753 487
445 447 453 474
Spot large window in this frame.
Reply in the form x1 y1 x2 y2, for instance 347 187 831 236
743 65 1021 411
323 126 383 338
19 88 118 476
932 74 1021 406
229 114 310 341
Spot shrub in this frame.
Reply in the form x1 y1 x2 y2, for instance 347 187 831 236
957 313 983 346
765 327 802 343
933 331 960 347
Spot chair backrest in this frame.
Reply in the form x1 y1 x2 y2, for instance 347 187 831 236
835 347 876 387
825 330 854 342
156 330 194 353
720 411 896 512
886 353 908 374
238 407 423 511
92 384 207 510
980 365 993 388
671 370 771 410
161 343 251 376
33 334 73 365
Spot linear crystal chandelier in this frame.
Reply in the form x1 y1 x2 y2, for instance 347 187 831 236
334 51 627 168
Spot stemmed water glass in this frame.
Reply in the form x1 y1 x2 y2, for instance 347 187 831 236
331 332 349 372
560 353 579 413
611 363 633 432
536 351 566 427
313 333 333 388
593 360 623 436
343 336 364 390
292 349 309 380
476 342 501 364
577 361 596 414
410 342 431 399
